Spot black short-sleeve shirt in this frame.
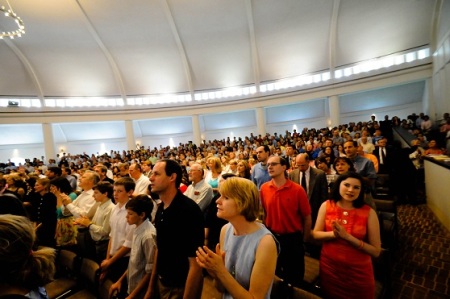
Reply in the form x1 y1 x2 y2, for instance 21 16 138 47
155 190 204 287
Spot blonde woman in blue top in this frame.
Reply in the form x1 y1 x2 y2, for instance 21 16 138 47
196 177 278 299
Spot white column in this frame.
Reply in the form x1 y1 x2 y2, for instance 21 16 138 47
423 78 435 121
42 123 56 161
125 120 136 150
191 114 202 145
255 107 266 136
328 95 340 128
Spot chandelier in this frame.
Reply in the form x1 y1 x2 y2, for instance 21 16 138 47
0 1 25 39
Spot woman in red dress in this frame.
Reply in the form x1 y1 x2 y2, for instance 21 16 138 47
313 172 381 299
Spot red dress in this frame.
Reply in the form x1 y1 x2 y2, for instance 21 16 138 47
320 200 374 299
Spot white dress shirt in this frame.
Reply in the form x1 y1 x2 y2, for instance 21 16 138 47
133 174 151 195
88 199 115 242
184 179 214 212
109 201 135 256
127 219 156 295
61 189 95 218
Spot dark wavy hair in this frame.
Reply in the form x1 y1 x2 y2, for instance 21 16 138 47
333 157 356 174
50 177 73 195
330 172 366 208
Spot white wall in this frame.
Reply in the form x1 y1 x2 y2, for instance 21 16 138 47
432 0 450 120
140 134 194 150
340 102 423 125
0 144 45 165
203 127 257 143
56 140 128 157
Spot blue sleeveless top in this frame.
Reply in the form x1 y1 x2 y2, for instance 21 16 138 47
222 222 278 299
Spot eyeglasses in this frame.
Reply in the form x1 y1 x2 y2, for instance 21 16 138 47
267 162 281 167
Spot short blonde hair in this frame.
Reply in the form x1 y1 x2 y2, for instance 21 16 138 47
37 177 51 192
219 177 260 221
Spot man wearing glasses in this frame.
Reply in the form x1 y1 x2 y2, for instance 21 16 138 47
260 155 312 288
184 163 214 213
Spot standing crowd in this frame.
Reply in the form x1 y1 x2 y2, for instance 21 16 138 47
0 112 448 299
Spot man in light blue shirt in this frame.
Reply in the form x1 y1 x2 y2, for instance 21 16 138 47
251 145 272 189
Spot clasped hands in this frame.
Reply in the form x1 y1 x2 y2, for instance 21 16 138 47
61 194 72 206
74 215 90 227
331 220 350 240
196 244 226 278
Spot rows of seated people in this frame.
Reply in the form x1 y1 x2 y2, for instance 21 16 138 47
0 112 448 299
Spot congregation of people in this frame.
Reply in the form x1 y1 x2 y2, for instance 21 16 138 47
0 111 449 299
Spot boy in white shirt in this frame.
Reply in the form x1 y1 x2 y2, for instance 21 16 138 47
74 181 115 262
110 195 156 299
100 177 135 283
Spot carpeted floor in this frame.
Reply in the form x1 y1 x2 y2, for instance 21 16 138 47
391 204 450 298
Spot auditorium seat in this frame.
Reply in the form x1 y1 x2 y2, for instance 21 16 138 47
97 279 114 299
373 174 391 199
65 257 100 299
46 249 80 299
374 198 398 252
374 249 392 299
271 275 322 299
304 256 320 292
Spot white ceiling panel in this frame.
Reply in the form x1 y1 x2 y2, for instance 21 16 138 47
78 0 189 95
10 0 119 97
336 0 434 66
56 121 126 141
253 0 333 80
0 43 36 95
172 0 254 90
0 0 440 129
0 0 436 98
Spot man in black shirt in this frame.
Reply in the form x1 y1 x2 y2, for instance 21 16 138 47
145 159 204 299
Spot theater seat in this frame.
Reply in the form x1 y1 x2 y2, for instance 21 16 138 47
373 174 391 199
98 279 114 299
271 276 322 299
373 249 392 299
291 286 322 299
65 257 100 299
304 256 320 287
46 249 80 299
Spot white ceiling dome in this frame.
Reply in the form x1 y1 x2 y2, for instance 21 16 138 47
0 0 436 99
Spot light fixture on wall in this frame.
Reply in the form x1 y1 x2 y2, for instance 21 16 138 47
0 0 25 39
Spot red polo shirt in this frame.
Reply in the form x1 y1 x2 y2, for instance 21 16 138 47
260 179 311 235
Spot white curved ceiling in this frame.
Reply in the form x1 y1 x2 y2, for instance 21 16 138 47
0 0 436 98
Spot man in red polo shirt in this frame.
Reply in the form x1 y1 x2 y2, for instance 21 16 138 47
260 155 312 288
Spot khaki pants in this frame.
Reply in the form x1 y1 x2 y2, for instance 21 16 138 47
156 278 185 299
